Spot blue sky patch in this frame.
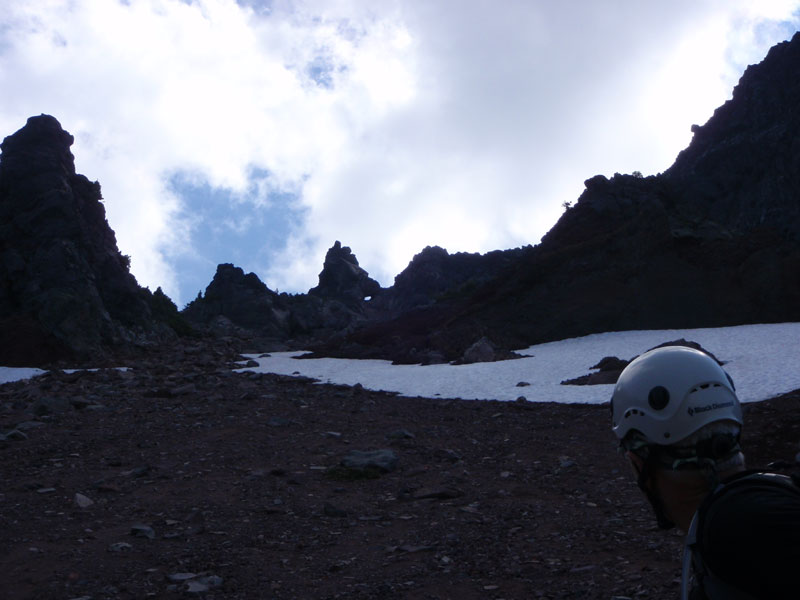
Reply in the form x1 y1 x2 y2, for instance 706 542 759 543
168 169 306 307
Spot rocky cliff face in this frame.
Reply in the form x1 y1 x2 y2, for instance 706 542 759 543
308 241 381 304
374 245 528 314
0 115 179 365
324 32 800 362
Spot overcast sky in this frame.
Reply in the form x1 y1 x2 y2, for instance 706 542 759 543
1 1 799 306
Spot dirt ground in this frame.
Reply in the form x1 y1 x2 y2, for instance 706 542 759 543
2 343 798 600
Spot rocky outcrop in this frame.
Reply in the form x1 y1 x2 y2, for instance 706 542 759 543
0 115 181 365
183 242 383 346
308 241 381 305
664 35 800 240
374 245 527 314
182 264 290 339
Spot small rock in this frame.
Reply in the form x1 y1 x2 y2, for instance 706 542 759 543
323 502 348 517
413 487 464 500
516 381 531 387
170 383 196 396
74 493 94 508
386 429 415 440
36 487 56 494
438 449 462 463
559 456 576 469
5 429 28 441
186 575 223 594
130 524 155 539
570 565 596 573
168 572 198 582
123 465 151 478
69 397 94 409
108 542 133 552
341 449 398 473
14 421 45 430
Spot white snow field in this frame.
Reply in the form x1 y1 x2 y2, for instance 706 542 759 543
0 367 47 385
2 323 798 405
238 323 800 404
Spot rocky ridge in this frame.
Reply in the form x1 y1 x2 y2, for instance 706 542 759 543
319 32 800 363
0 115 186 366
3 35 800 368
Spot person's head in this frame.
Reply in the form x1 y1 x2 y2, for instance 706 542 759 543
610 345 745 529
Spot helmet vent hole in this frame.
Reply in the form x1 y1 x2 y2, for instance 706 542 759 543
648 386 670 410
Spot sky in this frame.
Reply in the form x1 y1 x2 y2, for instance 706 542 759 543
5 322 800 405
1 1 799 306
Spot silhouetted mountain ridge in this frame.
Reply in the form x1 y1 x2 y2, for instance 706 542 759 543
0 115 188 365
3 33 799 365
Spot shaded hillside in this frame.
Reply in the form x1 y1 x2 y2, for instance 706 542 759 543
0 115 188 365
325 32 800 362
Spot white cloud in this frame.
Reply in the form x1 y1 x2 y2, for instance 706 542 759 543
1 0 798 303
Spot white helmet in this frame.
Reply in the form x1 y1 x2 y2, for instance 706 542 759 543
611 346 742 445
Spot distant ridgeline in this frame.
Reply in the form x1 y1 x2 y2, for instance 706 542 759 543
2 32 800 366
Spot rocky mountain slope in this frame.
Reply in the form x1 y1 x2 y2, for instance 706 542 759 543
320 31 800 363
0 116 188 366
3 34 799 367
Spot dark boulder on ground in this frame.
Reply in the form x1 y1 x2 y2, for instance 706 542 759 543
0 115 184 365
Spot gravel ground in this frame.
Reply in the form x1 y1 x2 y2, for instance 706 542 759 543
2 343 798 600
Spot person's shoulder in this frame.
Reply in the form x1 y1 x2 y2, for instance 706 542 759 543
700 470 800 598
